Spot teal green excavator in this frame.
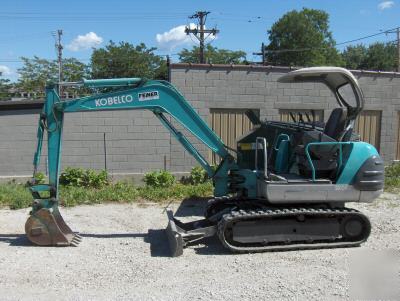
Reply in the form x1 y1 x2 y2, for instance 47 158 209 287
26 67 384 256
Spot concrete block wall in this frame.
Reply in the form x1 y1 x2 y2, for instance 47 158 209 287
0 64 399 178
0 109 171 178
170 64 400 166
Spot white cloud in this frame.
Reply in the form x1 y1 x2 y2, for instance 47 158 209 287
156 23 196 51
67 32 103 51
378 1 395 10
0 65 12 76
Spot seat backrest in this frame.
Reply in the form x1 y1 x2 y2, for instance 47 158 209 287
323 108 346 140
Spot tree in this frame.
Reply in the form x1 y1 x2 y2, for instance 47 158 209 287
179 45 247 64
266 8 343 67
364 42 397 71
342 44 368 69
18 56 58 94
63 58 90 82
17 56 89 97
0 72 12 101
91 41 167 80
342 42 397 71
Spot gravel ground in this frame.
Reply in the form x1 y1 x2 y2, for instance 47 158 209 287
0 194 399 301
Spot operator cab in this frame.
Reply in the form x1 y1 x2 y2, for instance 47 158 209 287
236 67 383 203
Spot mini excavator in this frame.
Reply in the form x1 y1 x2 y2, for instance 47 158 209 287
26 67 384 256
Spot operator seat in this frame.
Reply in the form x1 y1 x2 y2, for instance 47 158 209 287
295 108 348 180
323 108 346 140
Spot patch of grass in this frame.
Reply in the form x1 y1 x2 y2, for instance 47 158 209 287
0 183 32 209
137 182 213 201
60 182 140 207
0 181 214 209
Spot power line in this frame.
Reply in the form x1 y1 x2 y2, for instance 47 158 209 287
256 26 399 55
336 27 400 46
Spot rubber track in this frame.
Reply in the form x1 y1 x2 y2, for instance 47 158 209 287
217 207 371 253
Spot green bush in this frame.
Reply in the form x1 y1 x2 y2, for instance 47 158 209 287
189 166 208 185
33 172 46 184
143 170 175 188
385 162 400 178
385 162 400 191
59 167 109 188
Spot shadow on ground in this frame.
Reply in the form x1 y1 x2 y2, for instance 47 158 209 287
0 231 227 257
0 234 32 246
0 197 226 256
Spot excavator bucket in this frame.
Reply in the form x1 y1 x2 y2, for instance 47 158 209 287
25 206 81 246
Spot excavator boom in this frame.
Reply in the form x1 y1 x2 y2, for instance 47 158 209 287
27 78 248 247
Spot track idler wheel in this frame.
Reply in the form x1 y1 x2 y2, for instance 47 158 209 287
25 207 81 246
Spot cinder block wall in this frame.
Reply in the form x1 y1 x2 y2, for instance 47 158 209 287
0 109 171 178
170 64 400 167
0 64 399 179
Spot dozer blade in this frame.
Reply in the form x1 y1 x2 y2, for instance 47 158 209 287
25 207 81 246
165 209 217 257
165 209 184 257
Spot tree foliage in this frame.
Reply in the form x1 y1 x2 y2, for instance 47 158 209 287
342 42 397 71
266 8 343 67
18 56 58 93
17 56 89 96
341 44 368 69
91 41 167 80
178 44 247 64
0 72 12 101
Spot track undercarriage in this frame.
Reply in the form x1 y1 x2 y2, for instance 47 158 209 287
167 197 371 256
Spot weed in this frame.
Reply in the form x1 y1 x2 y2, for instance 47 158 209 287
143 170 175 188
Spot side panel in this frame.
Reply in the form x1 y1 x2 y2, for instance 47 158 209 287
337 142 379 185
259 181 361 203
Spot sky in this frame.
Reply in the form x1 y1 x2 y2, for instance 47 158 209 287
0 0 399 81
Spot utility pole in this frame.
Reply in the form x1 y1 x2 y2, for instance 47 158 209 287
397 27 400 72
385 27 400 72
185 11 219 64
54 29 63 96
253 43 267 65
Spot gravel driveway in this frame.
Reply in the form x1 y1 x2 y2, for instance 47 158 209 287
0 194 399 301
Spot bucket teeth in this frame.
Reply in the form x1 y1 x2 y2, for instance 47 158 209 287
70 241 80 247
71 236 82 245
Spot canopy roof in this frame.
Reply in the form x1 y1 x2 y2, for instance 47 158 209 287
278 67 364 117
